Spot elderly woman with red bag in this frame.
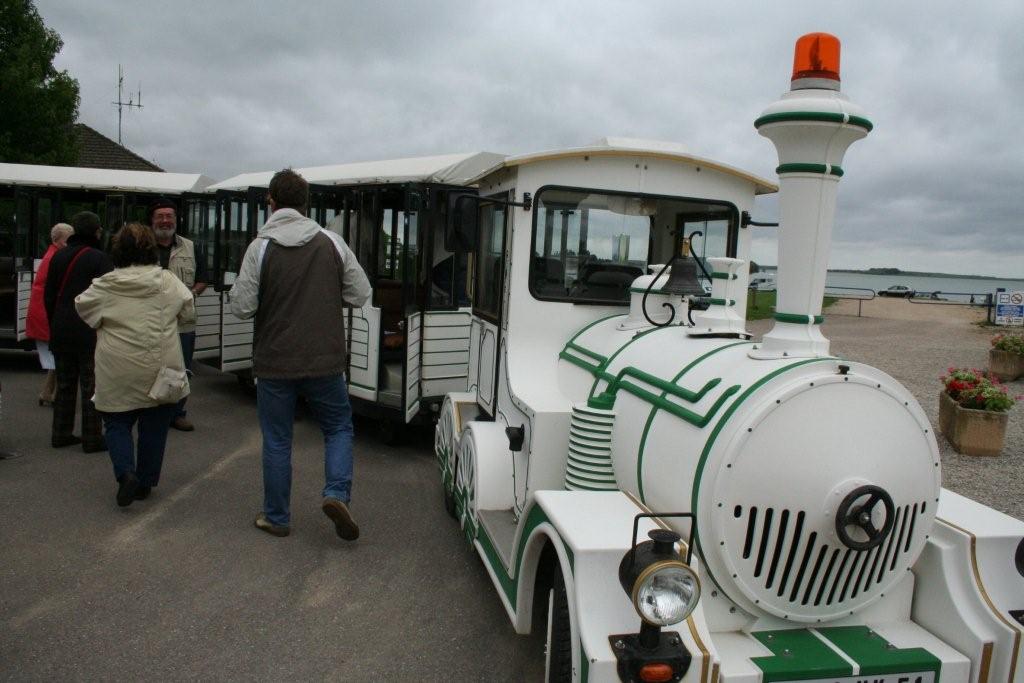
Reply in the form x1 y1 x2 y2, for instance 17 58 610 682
26 223 74 406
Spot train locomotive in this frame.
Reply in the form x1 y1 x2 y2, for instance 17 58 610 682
435 33 1024 683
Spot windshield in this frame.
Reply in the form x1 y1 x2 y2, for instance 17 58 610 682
530 186 736 304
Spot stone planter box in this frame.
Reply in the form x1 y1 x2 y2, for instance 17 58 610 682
989 348 1024 382
938 390 957 443
940 394 1009 457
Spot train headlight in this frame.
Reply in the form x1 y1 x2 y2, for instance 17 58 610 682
612 527 696 681
633 561 701 627
619 529 701 627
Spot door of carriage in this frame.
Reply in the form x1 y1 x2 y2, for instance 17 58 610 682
418 185 475 414
181 192 219 361
213 188 262 373
0 187 32 341
366 185 423 421
11 188 53 342
328 187 381 404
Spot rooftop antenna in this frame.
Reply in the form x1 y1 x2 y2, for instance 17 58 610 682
111 64 143 145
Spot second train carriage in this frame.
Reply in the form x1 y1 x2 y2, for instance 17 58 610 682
0 162 213 348
199 152 504 425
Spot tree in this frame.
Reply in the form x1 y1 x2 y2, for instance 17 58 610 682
0 0 80 165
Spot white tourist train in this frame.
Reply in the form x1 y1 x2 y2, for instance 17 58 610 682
0 163 213 347
2 30 1020 683
433 34 1024 682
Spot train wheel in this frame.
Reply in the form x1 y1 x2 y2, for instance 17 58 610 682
436 399 459 519
456 437 477 544
545 563 573 683
440 456 456 520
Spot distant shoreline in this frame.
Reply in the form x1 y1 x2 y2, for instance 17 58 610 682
758 266 1024 281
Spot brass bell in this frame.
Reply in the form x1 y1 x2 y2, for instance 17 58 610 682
660 238 707 297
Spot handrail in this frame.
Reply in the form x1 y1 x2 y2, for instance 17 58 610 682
906 291 997 322
824 285 876 317
906 290 993 305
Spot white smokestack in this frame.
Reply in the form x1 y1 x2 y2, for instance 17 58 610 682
750 33 872 360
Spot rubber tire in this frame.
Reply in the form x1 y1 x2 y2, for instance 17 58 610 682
547 563 573 683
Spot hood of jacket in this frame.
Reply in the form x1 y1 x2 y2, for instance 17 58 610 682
90 265 166 298
257 208 322 247
67 232 102 248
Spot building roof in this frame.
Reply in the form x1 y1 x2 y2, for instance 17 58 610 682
471 137 779 195
0 162 213 194
207 151 506 192
73 124 163 172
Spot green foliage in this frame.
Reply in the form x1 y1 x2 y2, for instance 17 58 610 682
991 333 1024 355
941 366 1020 412
0 0 80 165
745 290 838 321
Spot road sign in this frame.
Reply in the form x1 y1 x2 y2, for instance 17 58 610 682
995 290 1024 326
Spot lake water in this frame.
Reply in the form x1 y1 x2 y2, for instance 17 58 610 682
759 268 1024 302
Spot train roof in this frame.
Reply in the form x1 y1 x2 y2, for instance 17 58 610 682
470 137 778 195
207 151 506 192
0 162 214 194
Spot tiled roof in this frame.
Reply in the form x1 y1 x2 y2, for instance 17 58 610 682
73 124 163 172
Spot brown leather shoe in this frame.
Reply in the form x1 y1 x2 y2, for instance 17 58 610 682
171 417 194 432
322 498 359 540
254 513 290 537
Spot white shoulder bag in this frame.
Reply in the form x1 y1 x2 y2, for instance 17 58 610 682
148 367 189 403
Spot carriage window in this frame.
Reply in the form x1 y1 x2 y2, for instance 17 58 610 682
472 198 506 322
530 187 737 304
403 210 419 313
219 198 249 276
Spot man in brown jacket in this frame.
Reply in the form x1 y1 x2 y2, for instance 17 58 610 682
229 169 370 539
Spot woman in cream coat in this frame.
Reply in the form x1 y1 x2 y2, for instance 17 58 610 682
76 223 195 507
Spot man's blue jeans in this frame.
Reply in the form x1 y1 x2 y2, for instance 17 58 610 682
257 375 355 527
102 404 177 487
177 332 196 418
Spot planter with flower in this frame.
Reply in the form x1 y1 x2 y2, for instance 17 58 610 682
989 332 1024 381
940 367 1019 456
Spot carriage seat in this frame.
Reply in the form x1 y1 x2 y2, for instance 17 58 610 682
374 278 405 350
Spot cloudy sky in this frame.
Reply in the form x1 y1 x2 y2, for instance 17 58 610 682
36 1 1024 277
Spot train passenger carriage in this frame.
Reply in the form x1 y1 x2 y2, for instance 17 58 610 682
0 162 213 348
435 35 1024 683
202 152 503 426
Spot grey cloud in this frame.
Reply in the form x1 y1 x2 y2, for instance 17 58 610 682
33 0 1024 277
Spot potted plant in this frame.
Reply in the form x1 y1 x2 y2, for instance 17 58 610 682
989 332 1024 381
940 367 1020 456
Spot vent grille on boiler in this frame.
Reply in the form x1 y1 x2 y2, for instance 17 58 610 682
733 502 926 608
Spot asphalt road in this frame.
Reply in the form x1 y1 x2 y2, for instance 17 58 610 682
0 354 544 681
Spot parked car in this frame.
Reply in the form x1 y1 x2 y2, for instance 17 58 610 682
878 284 916 298
749 272 777 290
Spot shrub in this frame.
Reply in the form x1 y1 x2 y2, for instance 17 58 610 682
991 333 1024 355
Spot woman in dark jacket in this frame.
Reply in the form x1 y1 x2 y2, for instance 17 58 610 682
44 211 114 451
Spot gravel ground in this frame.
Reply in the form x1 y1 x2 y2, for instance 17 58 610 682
748 315 1024 521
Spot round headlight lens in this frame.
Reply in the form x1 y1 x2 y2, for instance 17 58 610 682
633 561 700 626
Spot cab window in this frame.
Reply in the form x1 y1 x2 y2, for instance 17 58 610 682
472 195 507 322
530 186 737 304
